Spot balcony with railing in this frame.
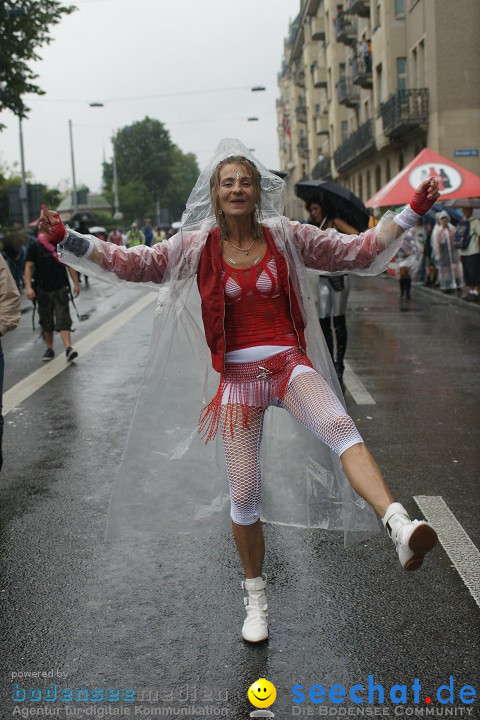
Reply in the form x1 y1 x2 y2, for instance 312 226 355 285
333 119 374 171
297 137 309 159
336 78 360 107
348 0 370 18
312 156 332 180
294 68 305 88
315 114 329 135
381 89 429 138
295 104 308 123
312 63 327 88
351 54 372 89
334 12 357 46
310 14 325 41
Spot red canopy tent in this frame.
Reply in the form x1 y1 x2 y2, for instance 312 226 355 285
366 148 480 207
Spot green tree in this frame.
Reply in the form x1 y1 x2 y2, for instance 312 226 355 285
0 1 76 125
159 147 199 221
103 180 154 223
107 117 173 198
103 117 199 222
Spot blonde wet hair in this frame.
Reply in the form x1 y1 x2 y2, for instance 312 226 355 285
209 155 263 240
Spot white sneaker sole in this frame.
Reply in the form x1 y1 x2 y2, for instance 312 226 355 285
403 523 438 571
242 632 269 644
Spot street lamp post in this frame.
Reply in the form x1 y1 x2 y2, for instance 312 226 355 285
18 117 29 229
111 132 123 220
68 119 78 215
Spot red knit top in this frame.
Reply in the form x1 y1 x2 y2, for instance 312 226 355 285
221 248 297 352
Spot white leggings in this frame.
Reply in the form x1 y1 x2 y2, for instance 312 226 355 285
221 369 363 526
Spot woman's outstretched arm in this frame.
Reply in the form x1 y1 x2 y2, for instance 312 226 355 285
39 206 188 287
291 178 439 275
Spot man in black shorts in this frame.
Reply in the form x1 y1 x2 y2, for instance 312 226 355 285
24 233 80 362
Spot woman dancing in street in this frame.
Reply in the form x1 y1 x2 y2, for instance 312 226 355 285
40 141 439 644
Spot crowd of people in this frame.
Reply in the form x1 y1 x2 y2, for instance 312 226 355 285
394 206 480 303
0 199 478 372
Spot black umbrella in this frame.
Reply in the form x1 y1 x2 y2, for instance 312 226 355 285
295 179 370 231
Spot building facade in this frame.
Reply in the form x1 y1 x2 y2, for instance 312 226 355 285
277 0 480 219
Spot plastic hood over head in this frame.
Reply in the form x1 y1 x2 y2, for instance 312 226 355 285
181 138 286 231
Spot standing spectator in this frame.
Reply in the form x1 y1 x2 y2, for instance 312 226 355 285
397 227 421 300
305 196 358 391
143 221 153 247
24 232 80 362
2 225 29 289
108 226 123 246
152 226 166 244
422 217 436 287
458 207 480 302
360 38 371 73
126 223 145 247
0 254 21 471
431 211 458 292
76 216 90 287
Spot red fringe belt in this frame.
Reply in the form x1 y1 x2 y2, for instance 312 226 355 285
198 347 313 444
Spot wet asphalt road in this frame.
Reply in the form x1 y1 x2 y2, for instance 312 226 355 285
1 275 479 719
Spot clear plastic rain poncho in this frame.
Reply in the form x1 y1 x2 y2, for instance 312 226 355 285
431 219 461 290
397 227 422 279
58 139 405 547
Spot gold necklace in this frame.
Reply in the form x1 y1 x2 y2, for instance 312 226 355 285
226 238 256 256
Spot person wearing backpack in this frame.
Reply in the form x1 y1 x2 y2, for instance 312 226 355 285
24 232 80 362
457 207 480 302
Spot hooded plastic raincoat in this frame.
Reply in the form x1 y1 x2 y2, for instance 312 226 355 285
58 140 405 546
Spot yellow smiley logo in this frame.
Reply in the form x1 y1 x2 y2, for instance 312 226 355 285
247 678 277 708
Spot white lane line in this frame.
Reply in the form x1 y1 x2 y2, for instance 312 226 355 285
343 361 376 405
4 292 156 417
414 495 480 609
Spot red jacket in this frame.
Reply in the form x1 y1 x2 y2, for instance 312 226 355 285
197 226 306 372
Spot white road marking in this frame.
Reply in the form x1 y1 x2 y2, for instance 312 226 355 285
4 292 156 416
414 495 480 609
343 361 376 405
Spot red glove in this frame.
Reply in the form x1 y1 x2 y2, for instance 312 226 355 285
40 204 66 244
409 178 438 216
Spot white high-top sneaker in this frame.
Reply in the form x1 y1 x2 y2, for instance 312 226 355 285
383 502 437 571
241 574 268 643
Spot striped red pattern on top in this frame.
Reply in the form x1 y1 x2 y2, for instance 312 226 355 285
221 249 297 352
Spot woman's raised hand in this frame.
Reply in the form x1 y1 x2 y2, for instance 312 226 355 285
410 177 440 216
39 204 67 244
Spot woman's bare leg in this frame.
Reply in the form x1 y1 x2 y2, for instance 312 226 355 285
340 442 393 518
232 519 265 579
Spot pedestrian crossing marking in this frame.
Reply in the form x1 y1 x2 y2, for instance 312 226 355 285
414 495 480 609
4 292 156 416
